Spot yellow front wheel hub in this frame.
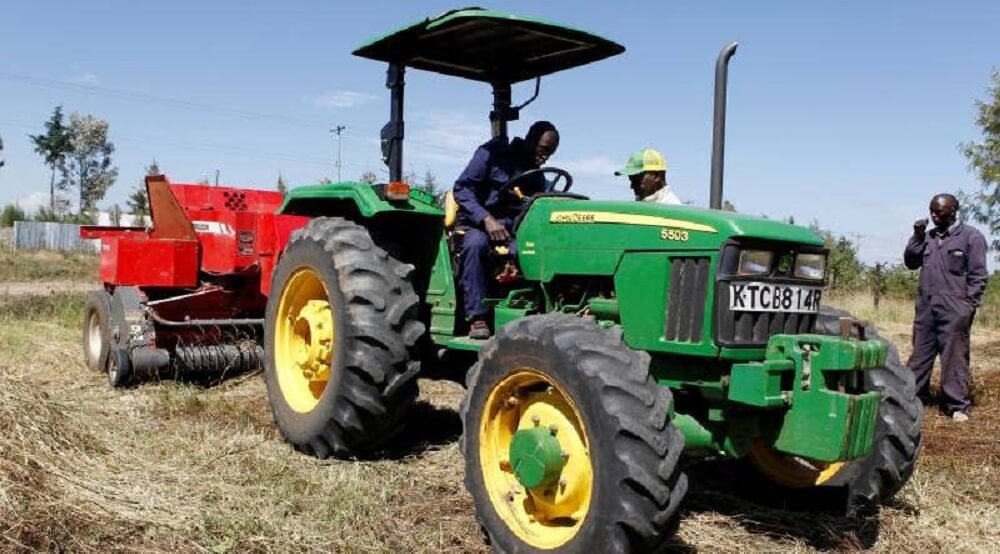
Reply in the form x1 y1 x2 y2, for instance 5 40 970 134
479 370 593 549
748 439 846 488
274 268 335 413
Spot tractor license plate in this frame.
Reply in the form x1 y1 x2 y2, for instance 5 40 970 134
728 282 823 313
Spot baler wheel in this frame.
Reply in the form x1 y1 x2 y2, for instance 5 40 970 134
746 306 922 513
107 348 132 388
461 314 687 553
264 217 424 458
82 290 112 372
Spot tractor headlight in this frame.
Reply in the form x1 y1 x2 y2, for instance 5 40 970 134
737 250 774 276
794 253 826 280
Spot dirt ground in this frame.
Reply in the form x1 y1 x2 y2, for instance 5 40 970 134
0 281 98 296
1 293 998 553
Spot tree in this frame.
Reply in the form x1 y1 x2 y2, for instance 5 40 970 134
358 171 377 184
61 113 118 215
0 133 5 169
277 173 288 195
960 70 1000 256
29 106 73 213
414 169 444 206
318 177 334 185
127 186 149 217
1 203 25 227
109 203 122 226
419 169 440 195
126 159 156 218
722 200 737 212
823 233 865 291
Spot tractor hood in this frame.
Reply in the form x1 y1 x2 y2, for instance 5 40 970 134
515 197 824 280
518 197 823 246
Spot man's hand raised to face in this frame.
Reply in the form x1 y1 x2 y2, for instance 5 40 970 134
483 215 512 244
913 218 928 239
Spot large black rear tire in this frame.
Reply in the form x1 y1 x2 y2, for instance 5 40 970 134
461 315 687 553
264 217 424 458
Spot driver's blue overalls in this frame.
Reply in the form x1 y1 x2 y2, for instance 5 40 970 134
453 136 545 322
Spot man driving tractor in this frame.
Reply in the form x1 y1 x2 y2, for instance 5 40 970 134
453 120 560 339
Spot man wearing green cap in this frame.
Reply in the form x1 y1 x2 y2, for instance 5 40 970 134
615 148 680 204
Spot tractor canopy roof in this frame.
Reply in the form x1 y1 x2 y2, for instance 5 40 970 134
352 7 625 83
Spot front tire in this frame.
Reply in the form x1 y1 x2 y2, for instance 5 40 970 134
746 306 922 512
264 217 424 458
461 315 687 553
815 306 923 509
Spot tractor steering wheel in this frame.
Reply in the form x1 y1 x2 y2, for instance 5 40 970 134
499 166 574 197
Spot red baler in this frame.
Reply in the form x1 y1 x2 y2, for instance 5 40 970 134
81 175 309 383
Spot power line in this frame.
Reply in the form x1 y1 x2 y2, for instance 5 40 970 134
0 71 479 158
0 117 387 177
0 71 327 130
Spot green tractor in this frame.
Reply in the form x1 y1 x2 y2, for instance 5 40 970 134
265 8 922 552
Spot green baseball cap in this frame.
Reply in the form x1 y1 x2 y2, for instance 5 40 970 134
614 148 668 176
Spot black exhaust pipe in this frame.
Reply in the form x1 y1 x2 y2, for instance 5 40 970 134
710 42 739 210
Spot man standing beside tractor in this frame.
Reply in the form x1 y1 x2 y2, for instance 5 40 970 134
616 148 681 204
453 120 560 339
904 193 988 421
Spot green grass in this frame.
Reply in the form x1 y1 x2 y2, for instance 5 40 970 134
0 292 87 327
0 248 98 282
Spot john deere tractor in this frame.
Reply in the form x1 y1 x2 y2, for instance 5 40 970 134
263 8 921 552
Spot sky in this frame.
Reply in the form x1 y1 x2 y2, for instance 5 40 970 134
1 1 998 266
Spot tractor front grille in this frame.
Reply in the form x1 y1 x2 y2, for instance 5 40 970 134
715 283 816 347
664 257 710 342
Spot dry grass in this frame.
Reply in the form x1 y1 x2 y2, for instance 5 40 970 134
828 291 1000 330
0 283 998 551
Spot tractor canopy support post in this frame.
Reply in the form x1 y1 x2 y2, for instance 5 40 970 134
381 63 405 182
490 82 513 139
710 42 738 210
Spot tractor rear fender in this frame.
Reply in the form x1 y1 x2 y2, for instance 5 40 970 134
269 182 446 300
278 181 442 219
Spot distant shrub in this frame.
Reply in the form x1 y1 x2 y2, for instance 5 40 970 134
1 203 26 228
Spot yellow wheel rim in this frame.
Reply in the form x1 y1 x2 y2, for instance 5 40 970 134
748 439 846 488
274 268 335 413
479 369 593 550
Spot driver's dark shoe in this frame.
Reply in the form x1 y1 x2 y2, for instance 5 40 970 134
469 320 491 340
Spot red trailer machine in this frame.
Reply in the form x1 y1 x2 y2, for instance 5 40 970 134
81 175 308 386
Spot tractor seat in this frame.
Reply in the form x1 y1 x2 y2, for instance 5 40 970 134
444 190 459 231
443 190 510 256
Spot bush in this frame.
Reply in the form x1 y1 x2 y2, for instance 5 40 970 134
0 203 26 228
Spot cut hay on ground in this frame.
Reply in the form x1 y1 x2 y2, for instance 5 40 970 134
1 290 999 552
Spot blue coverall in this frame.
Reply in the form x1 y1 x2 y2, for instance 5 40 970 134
453 137 545 321
903 222 989 413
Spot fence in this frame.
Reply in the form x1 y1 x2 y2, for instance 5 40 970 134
12 221 97 252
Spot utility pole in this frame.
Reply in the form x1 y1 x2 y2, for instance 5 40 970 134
848 232 866 259
331 125 346 182
872 262 883 310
